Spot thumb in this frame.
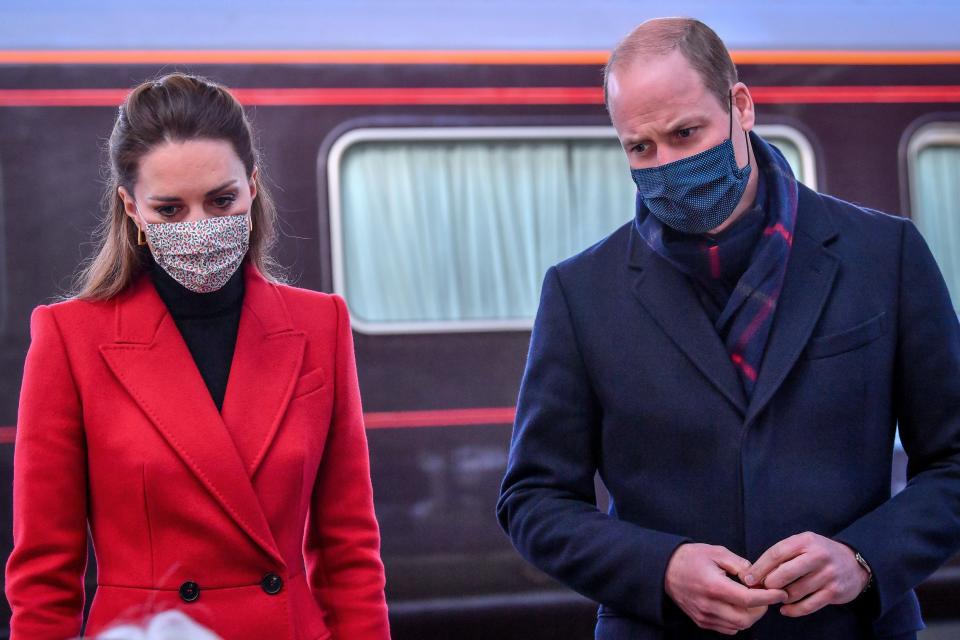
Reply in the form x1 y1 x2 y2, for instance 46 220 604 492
711 546 751 576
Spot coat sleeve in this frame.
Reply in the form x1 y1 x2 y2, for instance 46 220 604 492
6 305 89 640
304 294 390 640
496 266 689 625
835 219 960 618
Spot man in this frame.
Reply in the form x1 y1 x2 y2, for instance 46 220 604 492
497 17 960 640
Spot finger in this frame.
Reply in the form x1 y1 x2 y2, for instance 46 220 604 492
763 553 820 590
747 604 770 622
783 570 828 604
705 624 740 636
703 625 739 636
702 600 758 631
711 546 752 577
741 535 805 586
780 588 832 617
738 585 788 608
709 605 769 628
709 576 787 608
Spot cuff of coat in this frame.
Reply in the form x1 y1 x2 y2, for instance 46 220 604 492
832 530 883 619
632 533 692 626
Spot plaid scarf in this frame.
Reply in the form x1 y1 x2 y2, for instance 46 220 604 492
634 133 798 396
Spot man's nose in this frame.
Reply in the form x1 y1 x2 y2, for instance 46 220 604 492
656 146 683 166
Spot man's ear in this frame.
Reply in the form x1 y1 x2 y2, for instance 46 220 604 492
732 82 756 132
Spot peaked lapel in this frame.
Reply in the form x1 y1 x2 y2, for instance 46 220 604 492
98 263 299 567
220 264 306 477
627 228 748 415
745 187 840 426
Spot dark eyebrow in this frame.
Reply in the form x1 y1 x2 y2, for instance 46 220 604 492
205 180 239 197
148 180 239 202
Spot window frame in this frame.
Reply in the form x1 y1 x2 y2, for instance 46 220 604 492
906 121 960 218
326 124 817 335
755 123 818 191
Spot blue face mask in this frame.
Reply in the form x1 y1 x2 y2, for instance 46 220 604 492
630 92 752 235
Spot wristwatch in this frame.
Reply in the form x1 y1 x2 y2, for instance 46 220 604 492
853 551 873 594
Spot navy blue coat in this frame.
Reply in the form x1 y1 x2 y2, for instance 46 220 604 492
497 183 960 639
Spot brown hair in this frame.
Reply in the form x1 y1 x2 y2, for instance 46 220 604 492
603 17 738 111
74 73 282 300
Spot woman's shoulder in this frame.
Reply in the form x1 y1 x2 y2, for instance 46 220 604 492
271 281 349 330
32 295 115 328
22 296 117 355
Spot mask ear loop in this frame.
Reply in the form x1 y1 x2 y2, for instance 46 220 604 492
729 89 751 171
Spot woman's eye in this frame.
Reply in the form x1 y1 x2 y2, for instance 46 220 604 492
155 205 179 217
213 195 236 208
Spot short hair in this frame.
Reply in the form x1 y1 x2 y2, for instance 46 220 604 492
603 17 738 111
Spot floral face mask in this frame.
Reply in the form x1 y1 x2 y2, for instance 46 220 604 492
141 212 251 293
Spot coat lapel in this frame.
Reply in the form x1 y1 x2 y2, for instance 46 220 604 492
220 264 306 477
744 187 840 426
99 264 297 567
628 229 748 415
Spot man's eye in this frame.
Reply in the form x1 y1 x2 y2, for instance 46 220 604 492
676 127 696 139
631 143 648 154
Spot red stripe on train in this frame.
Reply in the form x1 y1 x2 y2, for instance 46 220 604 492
0 87 601 107
1 85 960 107
1 49 959 66
0 407 517 442
364 407 516 429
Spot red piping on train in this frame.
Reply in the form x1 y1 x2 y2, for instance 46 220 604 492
2 85 960 107
0 407 518 443
1 49 959 66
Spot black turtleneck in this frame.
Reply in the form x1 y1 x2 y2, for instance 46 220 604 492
150 260 245 412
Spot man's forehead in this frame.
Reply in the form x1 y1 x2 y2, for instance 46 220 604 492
608 52 725 135
609 50 708 108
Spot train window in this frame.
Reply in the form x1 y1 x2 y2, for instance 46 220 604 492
907 123 960 311
759 124 817 190
328 125 816 334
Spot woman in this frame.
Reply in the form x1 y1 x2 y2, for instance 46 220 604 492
6 73 390 640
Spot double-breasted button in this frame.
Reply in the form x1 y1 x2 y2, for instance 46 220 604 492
179 581 200 603
261 572 283 595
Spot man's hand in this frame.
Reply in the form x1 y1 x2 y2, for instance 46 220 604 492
738 532 870 617
665 543 787 635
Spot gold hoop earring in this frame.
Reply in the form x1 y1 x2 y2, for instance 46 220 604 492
137 225 146 246
247 214 254 233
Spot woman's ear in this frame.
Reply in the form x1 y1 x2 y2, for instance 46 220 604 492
118 186 140 223
248 167 258 202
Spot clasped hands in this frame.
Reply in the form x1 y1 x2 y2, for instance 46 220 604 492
664 532 871 636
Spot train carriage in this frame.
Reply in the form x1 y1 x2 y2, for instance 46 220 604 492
2 3 960 638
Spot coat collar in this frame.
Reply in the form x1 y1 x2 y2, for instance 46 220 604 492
627 226 749 414
100 261 306 566
744 185 839 425
627 184 839 419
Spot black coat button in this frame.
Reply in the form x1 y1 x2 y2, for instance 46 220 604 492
179 581 200 603
261 572 283 595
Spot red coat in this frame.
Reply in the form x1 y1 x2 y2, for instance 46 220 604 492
6 263 391 640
